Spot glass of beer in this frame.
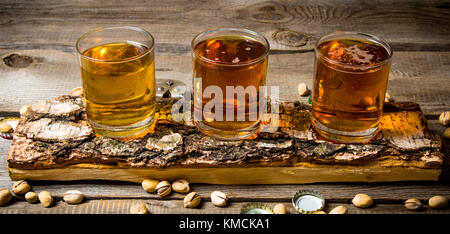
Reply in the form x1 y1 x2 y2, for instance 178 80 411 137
311 32 393 143
76 26 156 138
191 28 270 140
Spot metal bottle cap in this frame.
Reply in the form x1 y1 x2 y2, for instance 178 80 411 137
240 203 273 214
292 190 325 214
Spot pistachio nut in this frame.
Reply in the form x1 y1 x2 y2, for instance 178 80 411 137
12 180 31 195
64 190 85 204
0 188 13 206
272 203 287 214
130 203 149 214
172 179 190 193
25 191 38 204
156 181 172 197
312 211 327 214
298 83 310 96
352 194 373 208
429 196 448 209
38 191 53 208
184 192 201 208
0 122 13 133
443 128 450 139
211 191 228 207
329 205 347 214
439 111 450 126
404 198 422 211
384 93 393 102
142 179 159 193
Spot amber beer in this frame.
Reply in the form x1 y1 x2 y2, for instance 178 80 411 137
192 28 269 140
76 27 155 138
312 32 393 143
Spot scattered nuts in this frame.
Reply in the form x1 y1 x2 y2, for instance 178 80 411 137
12 180 31 195
429 196 448 209
63 190 85 204
443 128 450 139
297 83 310 96
19 105 29 115
312 211 327 214
329 205 347 214
156 181 172 197
211 191 228 207
439 112 450 126
384 93 394 102
142 179 159 193
352 194 373 208
404 198 422 211
172 179 190 193
184 192 201 208
272 203 287 214
25 191 38 203
38 191 53 208
0 122 13 133
0 188 13 206
130 203 149 214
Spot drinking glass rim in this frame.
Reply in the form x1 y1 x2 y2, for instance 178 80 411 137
314 31 393 69
76 26 155 63
191 28 270 66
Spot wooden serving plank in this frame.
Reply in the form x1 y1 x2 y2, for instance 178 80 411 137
7 95 443 184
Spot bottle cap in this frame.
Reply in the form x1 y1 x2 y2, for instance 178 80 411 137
292 190 325 214
240 203 273 214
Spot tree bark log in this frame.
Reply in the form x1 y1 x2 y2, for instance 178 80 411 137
7 95 443 184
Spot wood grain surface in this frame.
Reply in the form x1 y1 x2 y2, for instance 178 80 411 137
0 0 449 214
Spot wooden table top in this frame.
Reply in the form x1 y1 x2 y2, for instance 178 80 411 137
0 0 449 214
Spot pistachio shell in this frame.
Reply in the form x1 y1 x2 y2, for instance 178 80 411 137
38 191 53 208
211 191 228 207
352 194 373 208
297 83 310 96
63 190 85 204
443 128 450 139
184 192 201 208
142 179 159 193
429 196 448 209
0 188 13 206
329 205 347 214
439 112 450 126
404 198 422 211
12 180 31 195
312 211 327 214
172 179 190 193
272 203 287 214
384 93 393 102
25 192 38 203
130 203 149 214
156 181 172 197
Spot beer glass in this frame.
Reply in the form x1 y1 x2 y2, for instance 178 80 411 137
311 32 393 143
76 26 156 138
191 28 270 140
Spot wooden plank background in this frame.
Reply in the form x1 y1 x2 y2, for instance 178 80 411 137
0 0 449 214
